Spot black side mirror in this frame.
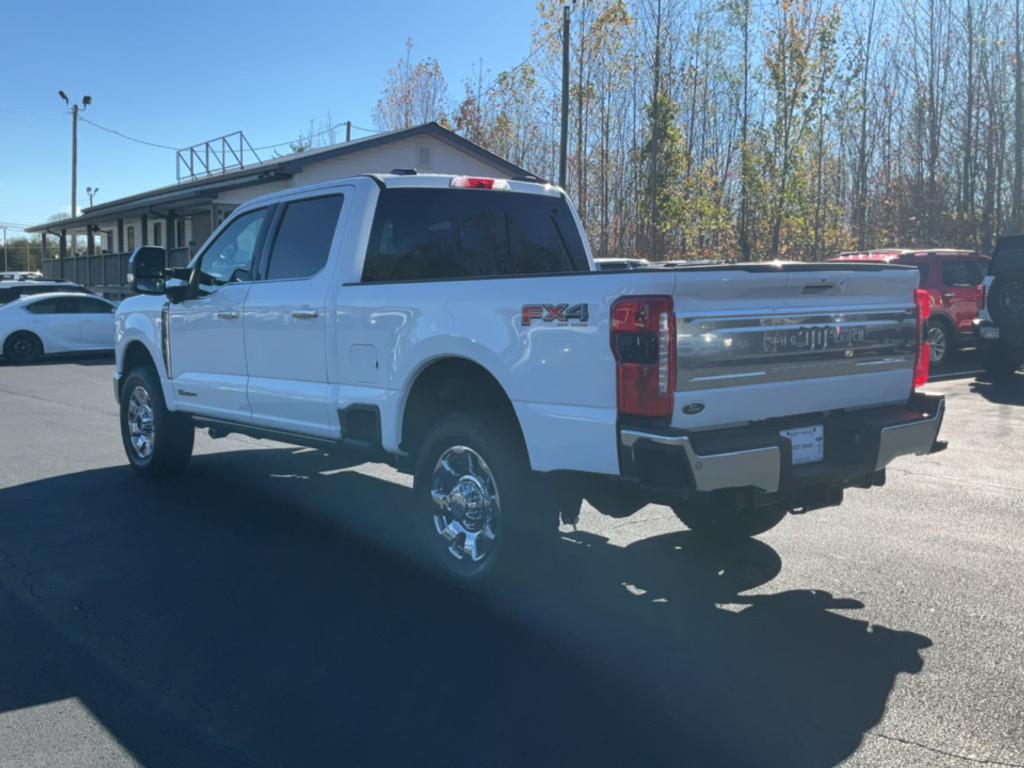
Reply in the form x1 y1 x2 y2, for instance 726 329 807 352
127 246 167 295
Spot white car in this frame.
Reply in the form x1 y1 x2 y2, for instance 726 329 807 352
0 292 117 364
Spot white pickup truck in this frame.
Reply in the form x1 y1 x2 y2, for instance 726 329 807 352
115 173 945 579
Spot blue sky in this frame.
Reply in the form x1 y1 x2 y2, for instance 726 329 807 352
0 0 540 230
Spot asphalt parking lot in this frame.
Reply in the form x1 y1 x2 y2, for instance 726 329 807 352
0 354 1022 768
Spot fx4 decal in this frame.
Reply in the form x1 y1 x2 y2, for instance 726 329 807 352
521 303 590 327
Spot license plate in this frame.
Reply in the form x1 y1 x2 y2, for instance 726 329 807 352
780 425 824 465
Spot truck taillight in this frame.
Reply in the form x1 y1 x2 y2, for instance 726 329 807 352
913 288 931 389
611 296 675 420
450 176 510 190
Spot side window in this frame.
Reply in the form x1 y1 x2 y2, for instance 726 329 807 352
265 195 344 281
899 258 930 284
197 209 269 289
76 298 114 314
943 260 983 287
25 298 61 315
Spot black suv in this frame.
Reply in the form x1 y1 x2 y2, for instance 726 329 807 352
977 235 1024 376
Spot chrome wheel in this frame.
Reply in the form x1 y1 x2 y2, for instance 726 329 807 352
127 385 155 460
429 446 501 565
927 325 947 364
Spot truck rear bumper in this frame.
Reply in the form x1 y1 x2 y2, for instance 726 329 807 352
619 393 944 495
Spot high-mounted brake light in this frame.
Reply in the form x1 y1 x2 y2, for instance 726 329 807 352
913 288 931 389
611 296 676 420
450 176 510 190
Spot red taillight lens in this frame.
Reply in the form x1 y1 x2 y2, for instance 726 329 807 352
913 288 931 389
449 176 510 190
611 296 675 420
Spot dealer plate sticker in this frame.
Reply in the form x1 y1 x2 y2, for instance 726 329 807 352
780 425 824 465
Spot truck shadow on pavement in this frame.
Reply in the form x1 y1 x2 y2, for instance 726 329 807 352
0 447 932 768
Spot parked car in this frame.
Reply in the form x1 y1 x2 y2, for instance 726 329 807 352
976 235 1024 376
0 292 117 363
830 249 989 366
114 173 944 582
594 257 650 270
0 279 92 305
0 271 44 281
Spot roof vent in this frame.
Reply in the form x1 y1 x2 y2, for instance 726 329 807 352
416 144 433 169
390 168 417 175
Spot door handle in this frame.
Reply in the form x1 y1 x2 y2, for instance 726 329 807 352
215 311 240 320
291 309 321 320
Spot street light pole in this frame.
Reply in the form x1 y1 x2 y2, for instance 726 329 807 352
558 3 571 190
71 103 78 217
2 226 7 272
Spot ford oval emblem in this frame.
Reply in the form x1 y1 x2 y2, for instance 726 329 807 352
682 401 705 416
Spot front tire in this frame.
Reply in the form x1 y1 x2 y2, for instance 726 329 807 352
120 367 194 477
3 332 42 364
412 410 547 582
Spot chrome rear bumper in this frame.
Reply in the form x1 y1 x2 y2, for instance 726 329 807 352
620 430 782 493
619 393 945 495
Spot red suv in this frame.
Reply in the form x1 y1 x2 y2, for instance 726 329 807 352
830 249 989 366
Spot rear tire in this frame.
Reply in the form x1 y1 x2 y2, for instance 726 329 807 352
412 410 551 582
3 332 42 364
988 268 1024 334
120 367 194 477
672 491 786 541
926 318 953 368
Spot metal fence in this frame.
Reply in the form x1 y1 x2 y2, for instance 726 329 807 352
41 247 192 299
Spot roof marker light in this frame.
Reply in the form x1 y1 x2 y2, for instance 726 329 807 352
450 176 510 190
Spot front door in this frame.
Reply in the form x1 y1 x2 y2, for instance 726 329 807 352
244 193 345 438
76 296 116 348
168 207 271 422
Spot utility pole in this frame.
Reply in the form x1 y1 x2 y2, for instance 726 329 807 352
558 2 571 190
2 226 7 272
58 91 92 218
345 121 352 142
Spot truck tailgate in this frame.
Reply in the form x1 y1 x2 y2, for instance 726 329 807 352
670 264 920 430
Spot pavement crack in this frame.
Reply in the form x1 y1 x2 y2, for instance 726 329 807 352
867 730 1024 767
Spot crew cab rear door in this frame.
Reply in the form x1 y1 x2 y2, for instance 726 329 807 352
244 191 347 438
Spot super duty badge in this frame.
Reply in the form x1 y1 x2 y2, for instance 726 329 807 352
521 304 589 327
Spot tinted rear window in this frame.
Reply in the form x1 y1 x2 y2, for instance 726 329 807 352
362 188 588 282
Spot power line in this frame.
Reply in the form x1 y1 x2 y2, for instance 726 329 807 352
251 120 378 152
79 117 180 151
477 26 561 102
